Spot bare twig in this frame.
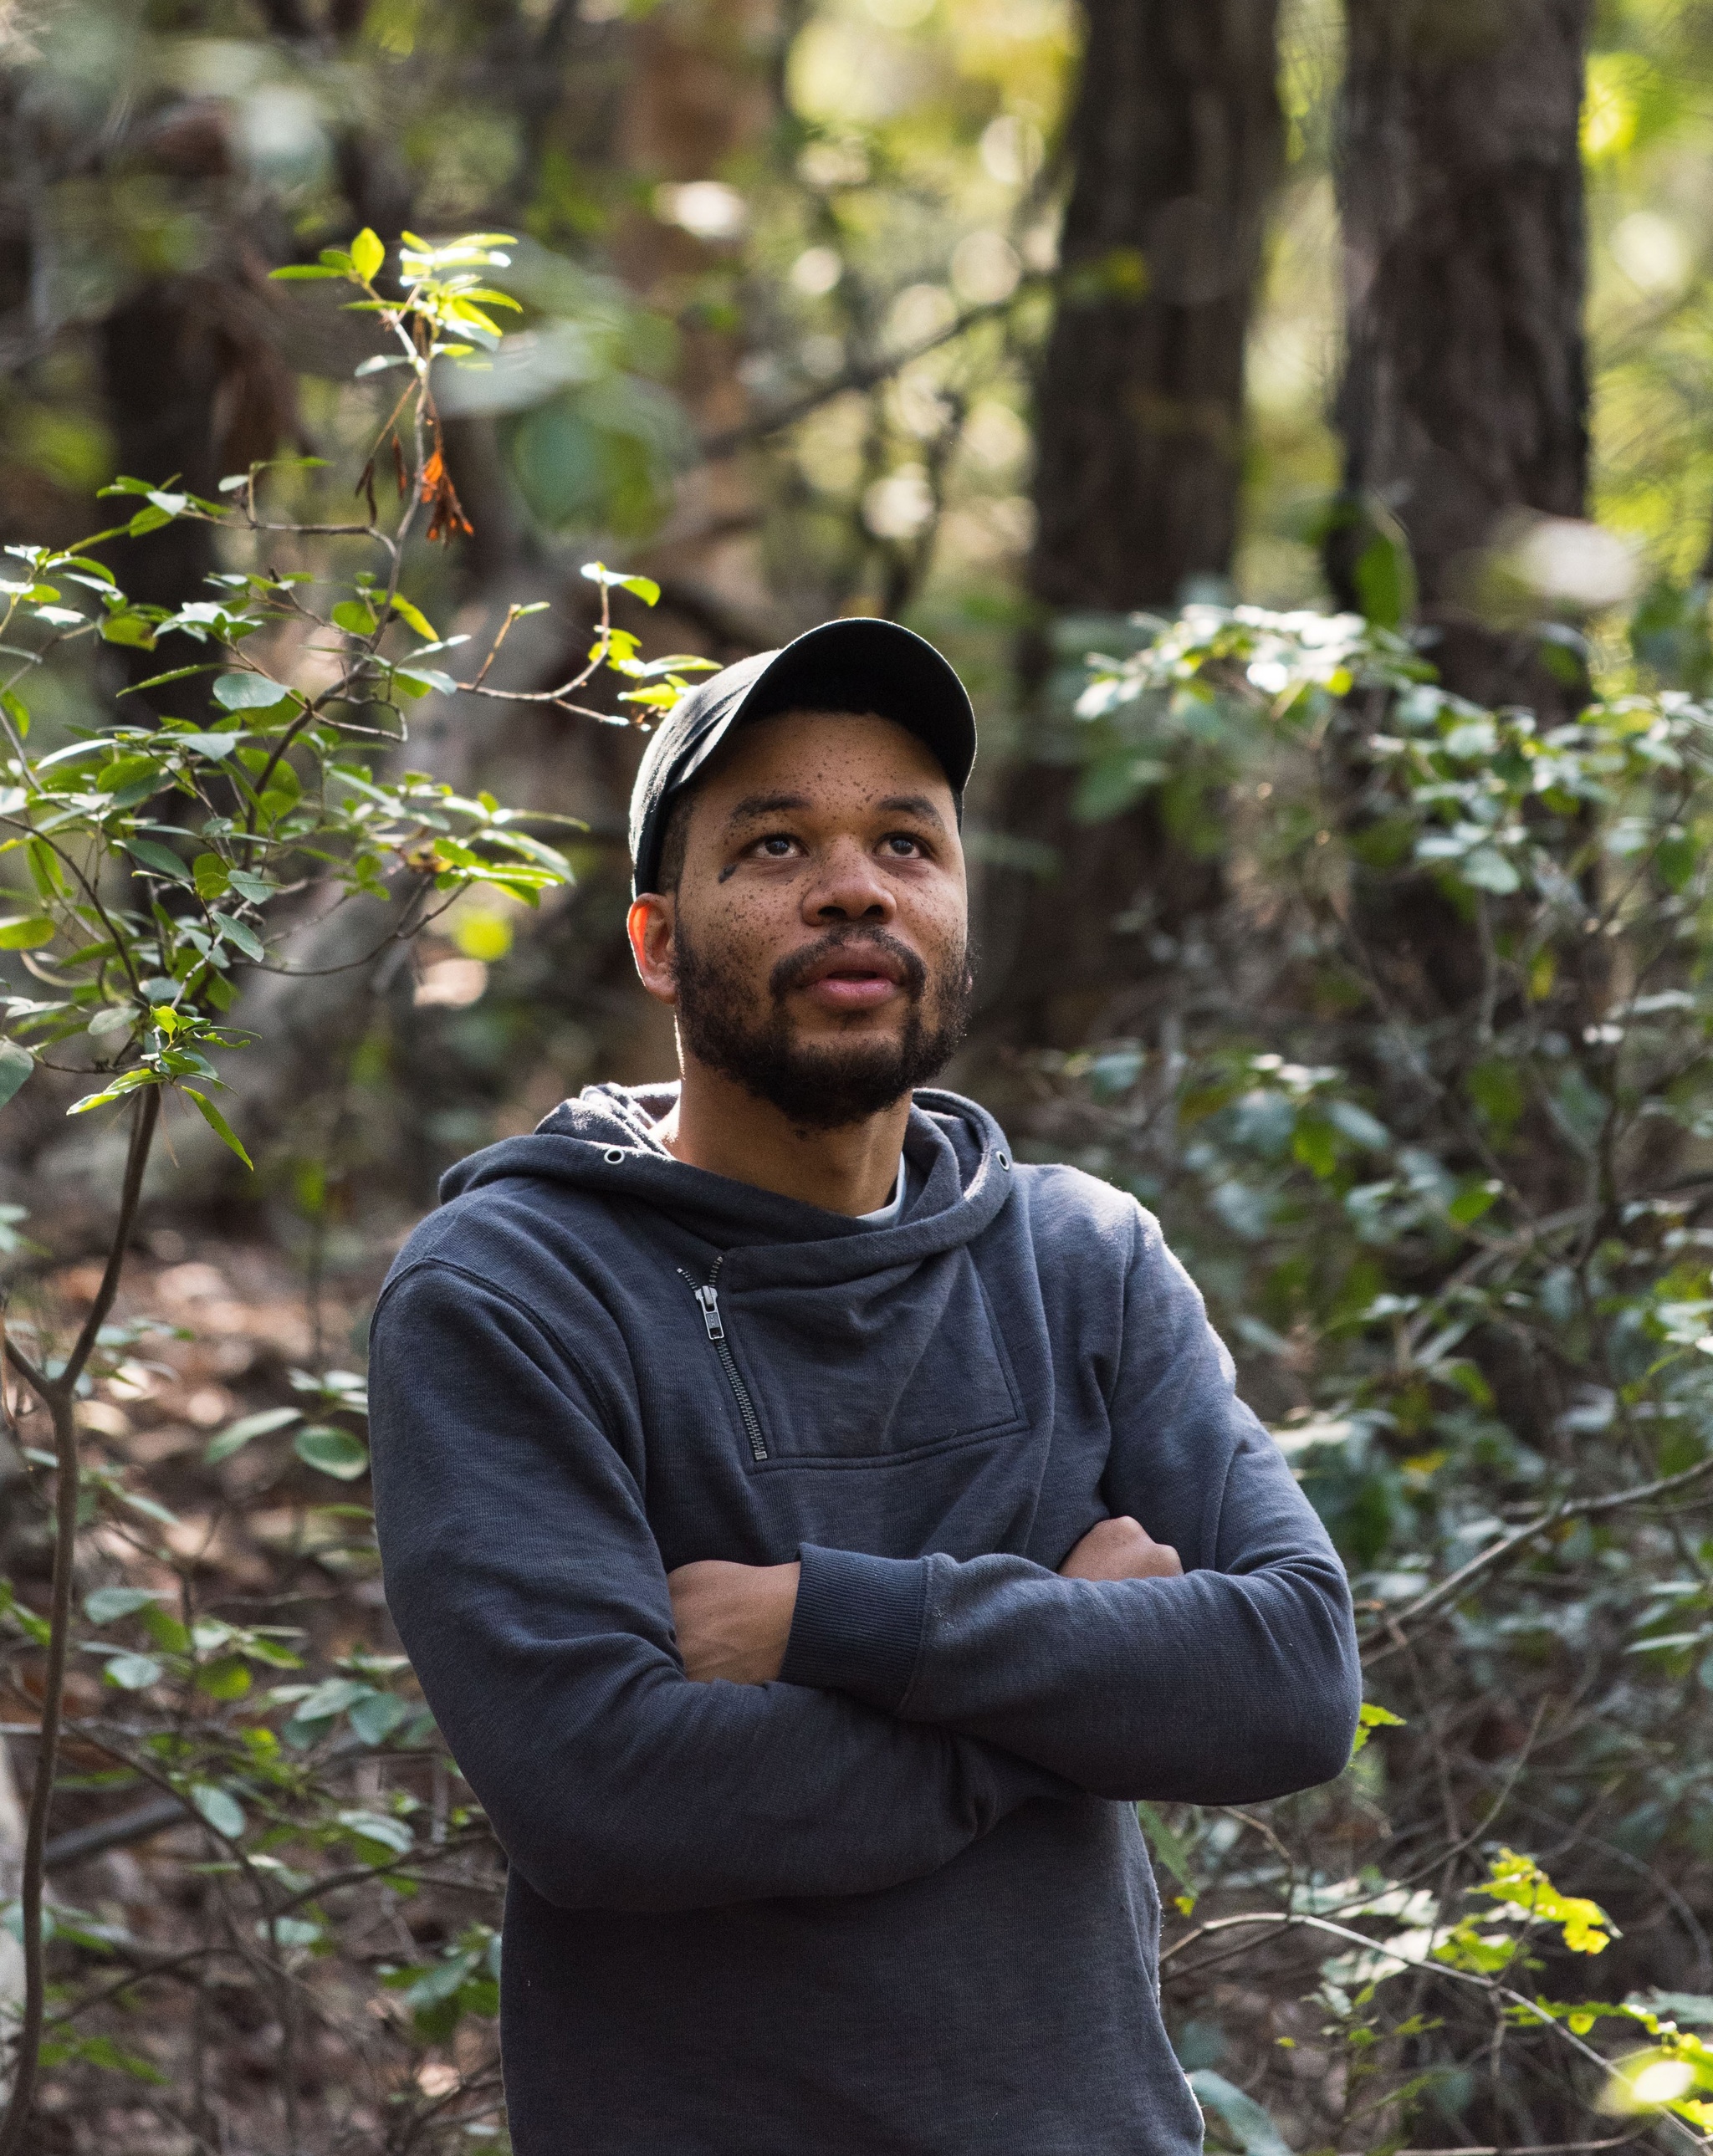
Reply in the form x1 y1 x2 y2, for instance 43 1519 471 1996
0 1086 159 2156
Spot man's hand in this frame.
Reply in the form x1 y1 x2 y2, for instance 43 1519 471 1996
1058 1516 1183 1581
667 1560 801 1684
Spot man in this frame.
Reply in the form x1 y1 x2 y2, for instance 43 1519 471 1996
369 617 1361 2155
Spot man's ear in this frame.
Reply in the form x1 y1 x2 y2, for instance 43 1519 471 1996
627 893 678 1007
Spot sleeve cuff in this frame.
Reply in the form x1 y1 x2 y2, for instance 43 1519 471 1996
780 1544 929 1712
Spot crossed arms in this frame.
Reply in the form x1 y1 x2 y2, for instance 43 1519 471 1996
368 1239 1361 1916
667 1513 1185 1686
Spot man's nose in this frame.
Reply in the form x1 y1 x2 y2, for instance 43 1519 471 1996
805 840 896 923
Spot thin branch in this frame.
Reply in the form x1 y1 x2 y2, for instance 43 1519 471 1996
1159 1914 1701 2150
698 279 1046 461
0 1086 158 2156
63 1086 161 1387
1362 1448 1713 1663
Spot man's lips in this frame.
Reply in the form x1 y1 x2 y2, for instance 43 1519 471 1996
790 948 911 1012
799 970 903 1011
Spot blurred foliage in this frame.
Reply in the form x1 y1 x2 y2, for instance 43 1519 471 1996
1024 600 1713 2151
0 224 689 2148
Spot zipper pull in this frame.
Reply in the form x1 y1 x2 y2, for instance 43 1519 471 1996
694 1284 725 1341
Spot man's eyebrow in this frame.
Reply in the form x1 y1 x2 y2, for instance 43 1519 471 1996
877 793 948 830
724 791 810 825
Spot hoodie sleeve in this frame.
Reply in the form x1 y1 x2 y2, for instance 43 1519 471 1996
368 1260 1065 1913
779 1210 1362 1804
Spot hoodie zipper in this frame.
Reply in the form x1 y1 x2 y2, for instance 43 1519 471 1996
677 1258 769 1463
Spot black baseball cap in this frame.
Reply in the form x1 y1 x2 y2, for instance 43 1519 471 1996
627 617 977 897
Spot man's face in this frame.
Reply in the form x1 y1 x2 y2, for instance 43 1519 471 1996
637 709 972 1132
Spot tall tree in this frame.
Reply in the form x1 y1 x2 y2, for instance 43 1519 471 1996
980 0 1282 1054
1030 0 1284 611
1331 0 1591 709
1325 0 1592 1030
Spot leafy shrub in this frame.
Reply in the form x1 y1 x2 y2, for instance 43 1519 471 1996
0 230 697 2152
1032 603 1713 2149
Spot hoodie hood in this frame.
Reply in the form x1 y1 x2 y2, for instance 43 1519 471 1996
437 1082 1016 1288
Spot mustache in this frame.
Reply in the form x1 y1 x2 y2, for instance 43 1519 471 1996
769 927 929 1004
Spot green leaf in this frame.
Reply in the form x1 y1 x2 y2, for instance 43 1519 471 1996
188 1783 245 1840
1460 847 1521 895
348 1690 409 1746
580 562 660 605
263 1916 324 1949
294 1425 370 1479
84 1586 165 1624
1187 2072 1293 2156
120 667 217 697
124 837 193 884
332 598 379 636
1135 1800 1198 1893
40 2034 167 2086
391 595 437 640
1350 1701 1407 1755
95 753 166 806
192 853 229 901
336 1807 413 1855
292 1676 374 1721
67 1084 132 1117
1447 1178 1502 1226
394 666 459 697
1071 749 1168 825
350 227 386 281
1467 1055 1526 1140
0 1039 31 1109
103 1653 163 1691
1658 831 1699 892
1352 528 1415 633
269 263 345 280
212 673 291 712
0 689 28 738
205 1406 300 1463
0 918 56 950
182 1088 253 1171
1291 1119 1339 1179
1324 1100 1389 1152
195 1655 252 1700
100 612 156 650
171 730 241 760
209 912 264 963
140 1605 191 1653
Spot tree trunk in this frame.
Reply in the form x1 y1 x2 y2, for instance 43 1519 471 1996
1325 0 1592 1035
1029 0 1282 612
1331 0 1590 710
978 0 1281 1059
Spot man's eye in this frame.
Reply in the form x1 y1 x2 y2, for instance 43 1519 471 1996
754 834 797 858
881 833 923 857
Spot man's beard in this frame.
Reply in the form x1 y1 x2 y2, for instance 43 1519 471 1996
671 921 974 1132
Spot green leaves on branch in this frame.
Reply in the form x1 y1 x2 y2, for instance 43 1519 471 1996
0 234 683 1179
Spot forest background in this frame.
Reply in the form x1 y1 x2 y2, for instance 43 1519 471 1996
4 0 1713 2153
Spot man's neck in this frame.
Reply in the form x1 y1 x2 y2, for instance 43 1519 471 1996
657 1059 909 1217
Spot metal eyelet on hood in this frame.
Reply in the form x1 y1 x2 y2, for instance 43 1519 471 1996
997 1152 1011 1171
603 1148 625 1165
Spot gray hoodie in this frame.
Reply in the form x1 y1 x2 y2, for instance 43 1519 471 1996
368 1083 1360 2155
